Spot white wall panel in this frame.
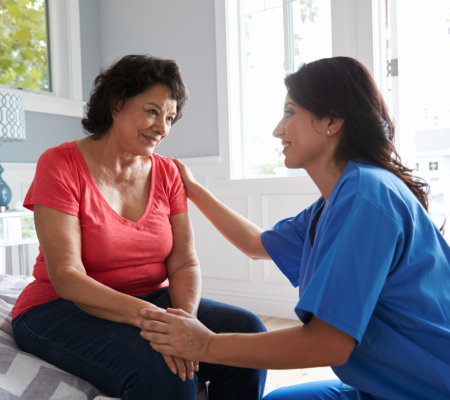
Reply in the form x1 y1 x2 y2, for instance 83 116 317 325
201 286 298 319
189 195 252 281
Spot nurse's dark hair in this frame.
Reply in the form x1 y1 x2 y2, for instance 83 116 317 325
285 56 431 213
82 54 188 139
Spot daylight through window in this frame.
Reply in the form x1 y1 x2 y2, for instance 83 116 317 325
0 0 50 92
230 0 332 178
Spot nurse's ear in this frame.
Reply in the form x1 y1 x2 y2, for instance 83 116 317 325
325 116 344 136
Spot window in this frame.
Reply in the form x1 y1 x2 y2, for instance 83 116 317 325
0 0 83 117
0 0 50 92
382 0 450 240
224 0 332 178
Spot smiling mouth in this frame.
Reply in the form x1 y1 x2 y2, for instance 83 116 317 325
142 134 159 145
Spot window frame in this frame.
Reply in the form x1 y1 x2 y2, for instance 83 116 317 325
215 0 381 179
0 0 84 117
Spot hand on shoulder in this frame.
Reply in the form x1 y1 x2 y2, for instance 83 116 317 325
172 159 200 198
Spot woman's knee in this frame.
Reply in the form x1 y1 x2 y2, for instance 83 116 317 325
232 307 267 333
197 298 267 334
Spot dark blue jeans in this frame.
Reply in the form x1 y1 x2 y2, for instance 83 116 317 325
263 380 368 400
13 288 267 400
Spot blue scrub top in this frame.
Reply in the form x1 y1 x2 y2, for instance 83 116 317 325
262 161 450 400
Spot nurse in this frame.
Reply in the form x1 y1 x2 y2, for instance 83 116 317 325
137 57 450 400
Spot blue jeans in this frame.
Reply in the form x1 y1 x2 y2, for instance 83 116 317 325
263 380 373 400
13 288 267 400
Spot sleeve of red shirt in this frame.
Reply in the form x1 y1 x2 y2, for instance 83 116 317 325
23 145 81 216
167 158 188 216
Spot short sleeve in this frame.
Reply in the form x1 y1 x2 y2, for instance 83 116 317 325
297 193 403 342
24 146 81 216
261 200 321 286
167 160 187 216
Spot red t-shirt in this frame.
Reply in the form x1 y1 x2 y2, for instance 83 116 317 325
12 141 187 320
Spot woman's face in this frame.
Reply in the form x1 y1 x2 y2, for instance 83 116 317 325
111 84 177 156
273 94 330 170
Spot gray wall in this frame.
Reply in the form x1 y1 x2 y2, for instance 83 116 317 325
98 0 219 158
80 0 102 102
0 0 219 163
0 112 83 162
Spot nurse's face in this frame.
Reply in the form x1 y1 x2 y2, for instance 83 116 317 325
273 95 330 170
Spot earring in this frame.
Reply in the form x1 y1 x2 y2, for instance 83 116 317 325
326 130 331 136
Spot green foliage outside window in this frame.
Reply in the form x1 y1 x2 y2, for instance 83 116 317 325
0 0 50 91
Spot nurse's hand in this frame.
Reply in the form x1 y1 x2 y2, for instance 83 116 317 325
137 308 215 363
172 159 200 199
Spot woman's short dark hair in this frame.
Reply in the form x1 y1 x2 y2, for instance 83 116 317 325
82 54 188 139
285 56 430 211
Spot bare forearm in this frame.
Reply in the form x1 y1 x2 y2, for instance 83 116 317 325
189 182 268 260
206 328 322 369
206 324 352 369
51 267 158 325
168 266 201 316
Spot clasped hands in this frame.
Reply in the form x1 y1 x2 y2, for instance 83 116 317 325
136 308 214 381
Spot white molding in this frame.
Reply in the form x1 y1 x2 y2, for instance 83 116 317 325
202 287 298 319
217 174 314 187
48 0 83 102
371 0 388 92
179 155 222 165
66 0 83 101
214 0 232 178
1 162 36 169
356 0 376 74
0 88 85 118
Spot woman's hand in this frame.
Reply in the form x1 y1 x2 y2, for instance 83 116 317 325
161 353 199 382
172 159 199 198
137 308 215 363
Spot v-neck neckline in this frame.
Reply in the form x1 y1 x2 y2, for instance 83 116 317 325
309 200 325 247
72 141 155 227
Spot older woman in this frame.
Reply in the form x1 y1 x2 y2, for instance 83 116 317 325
139 57 450 400
12 54 266 400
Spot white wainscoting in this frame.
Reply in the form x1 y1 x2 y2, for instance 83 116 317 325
1 163 39 275
1 160 321 319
